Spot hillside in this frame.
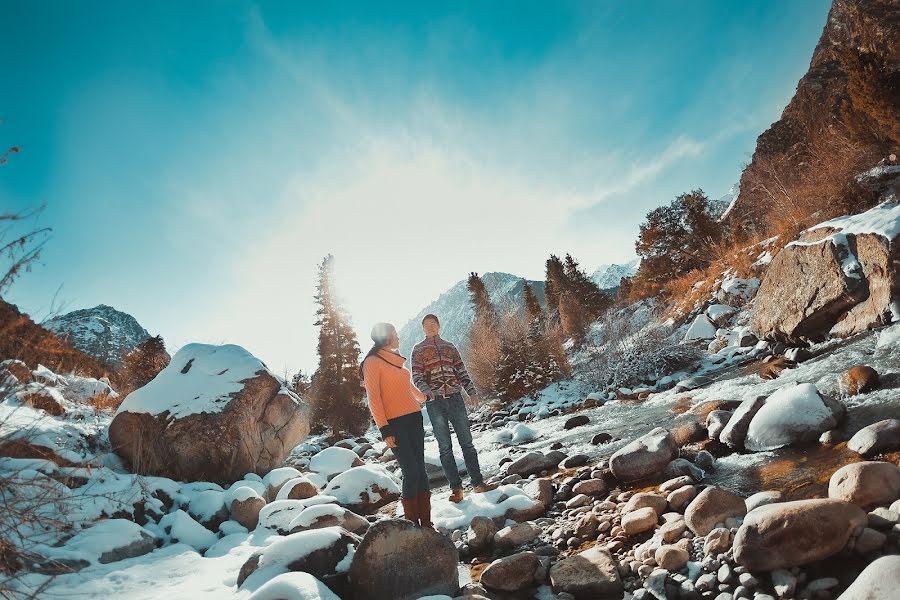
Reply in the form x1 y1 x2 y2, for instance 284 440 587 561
0 299 113 379
591 259 640 290
726 0 900 234
43 304 151 368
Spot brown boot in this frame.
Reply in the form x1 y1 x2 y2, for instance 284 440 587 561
417 491 434 529
400 496 419 525
473 482 498 494
449 488 464 503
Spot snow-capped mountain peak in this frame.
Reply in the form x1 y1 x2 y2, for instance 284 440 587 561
590 259 640 290
43 304 151 367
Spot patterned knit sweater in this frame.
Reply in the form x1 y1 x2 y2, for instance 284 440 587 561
410 336 478 398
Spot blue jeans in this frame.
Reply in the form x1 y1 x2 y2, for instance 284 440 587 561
425 393 484 489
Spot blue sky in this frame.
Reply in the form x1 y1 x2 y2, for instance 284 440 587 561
1 0 831 374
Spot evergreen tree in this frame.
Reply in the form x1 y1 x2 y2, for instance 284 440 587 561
543 255 567 322
289 370 311 397
563 253 612 321
467 272 497 325
522 280 543 323
310 255 369 437
120 335 170 393
559 291 589 344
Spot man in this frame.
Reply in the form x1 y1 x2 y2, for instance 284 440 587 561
411 313 497 502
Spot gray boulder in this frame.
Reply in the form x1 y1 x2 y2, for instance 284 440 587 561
847 419 900 456
609 428 676 483
549 546 623 599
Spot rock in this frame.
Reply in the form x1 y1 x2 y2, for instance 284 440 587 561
609 428 677 483
685 487 746 536
672 416 706 446
566 494 591 509
840 365 880 396
109 343 311 484
694 450 715 471
564 415 590 430
495 522 540 549
836 555 900 600
506 478 553 521
704 528 733 555
591 433 613 445
0 359 32 384
467 516 497 550
262 466 304 500
660 520 687 543
288 504 370 535
480 551 542 592
348 519 458 600
506 451 565 478
237 526 360 588
733 498 867 570
751 212 900 343
719 396 765 449
310 447 365 480
624 493 668 516
744 383 845 451
622 507 658 536
561 454 590 469
549 546 623 600
19 387 65 416
275 476 320 501
661 458 705 481
655 545 689 571
57 519 156 565
668 485 698 512
230 489 266 530
323 465 401 514
847 419 900 456
853 527 886 553
828 461 900 508
745 491 783 513
868 507 899 528
771 569 797 598
572 478 607 497
659 476 694 493
706 410 732 441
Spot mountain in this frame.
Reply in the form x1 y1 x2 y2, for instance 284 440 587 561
590 259 640 290
397 272 545 358
725 0 900 232
711 184 740 221
43 304 151 368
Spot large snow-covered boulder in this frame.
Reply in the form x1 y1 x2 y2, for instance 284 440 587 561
309 447 364 480
752 200 900 343
348 519 459 600
744 383 845 451
108 344 311 485
51 519 156 566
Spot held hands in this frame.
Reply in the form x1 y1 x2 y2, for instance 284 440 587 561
384 435 397 449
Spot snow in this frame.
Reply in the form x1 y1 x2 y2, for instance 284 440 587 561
241 527 354 591
705 304 736 322
63 376 117 404
247 572 340 600
803 198 900 242
309 446 360 479
233 485 264 503
262 467 303 493
752 250 773 267
430 484 539 530
115 343 274 419
186 488 226 522
744 383 837 451
288 503 346 530
48 519 154 565
275 476 320 501
227 479 267 505
154 509 219 552
491 422 540 445
684 314 717 341
258 497 337 532
323 465 400 506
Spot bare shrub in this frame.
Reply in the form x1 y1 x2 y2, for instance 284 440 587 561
580 310 703 391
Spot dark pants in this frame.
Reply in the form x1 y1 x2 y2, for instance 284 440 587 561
389 411 430 499
425 393 484 489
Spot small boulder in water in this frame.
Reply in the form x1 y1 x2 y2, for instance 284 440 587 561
840 365 880 396
847 419 900 456
609 428 676 483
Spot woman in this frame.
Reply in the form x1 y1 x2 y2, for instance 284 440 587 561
359 322 432 528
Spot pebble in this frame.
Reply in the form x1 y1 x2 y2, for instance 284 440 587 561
565 494 592 509
738 573 757 588
771 569 796 598
717 563 733 583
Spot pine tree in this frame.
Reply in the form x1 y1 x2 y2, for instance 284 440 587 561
467 272 497 325
559 291 589 344
120 335 170 393
563 253 611 321
310 255 369 437
289 370 311 397
543 255 567 322
522 280 543 323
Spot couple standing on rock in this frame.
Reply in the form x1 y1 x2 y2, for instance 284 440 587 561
359 313 497 529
